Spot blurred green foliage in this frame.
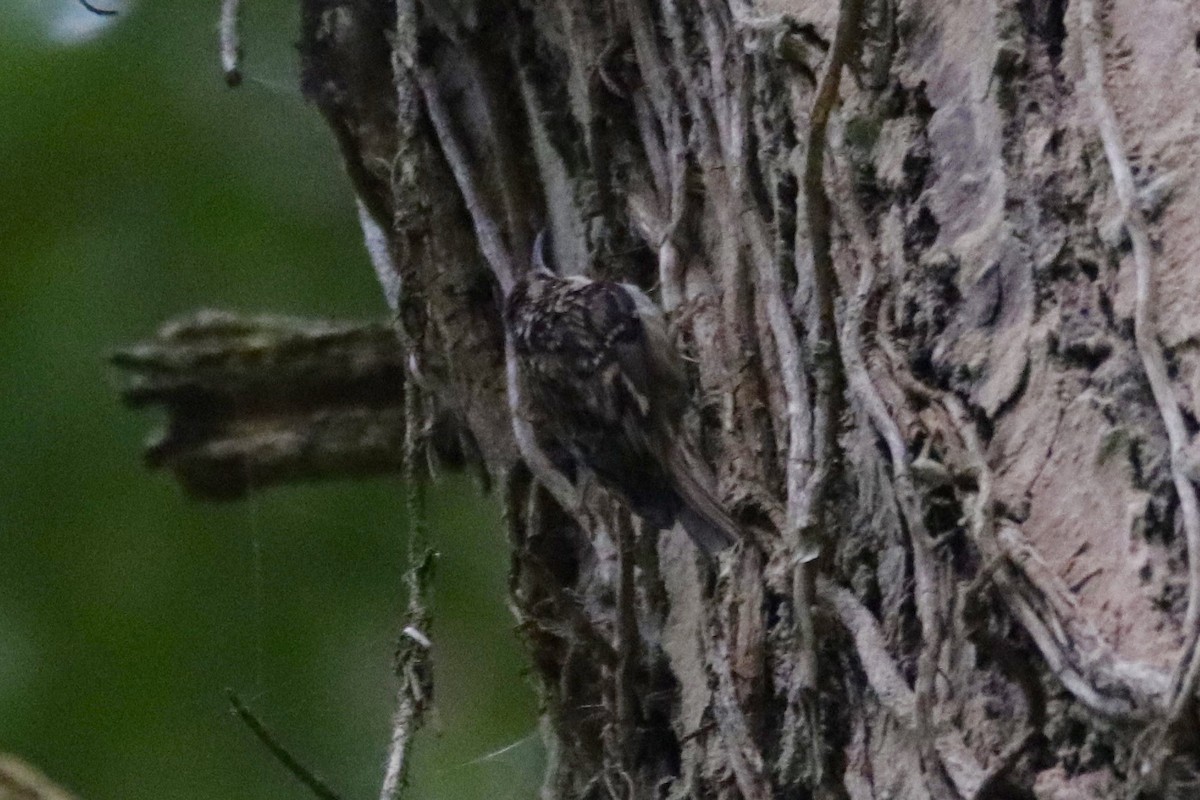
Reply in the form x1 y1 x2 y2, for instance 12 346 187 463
0 2 539 798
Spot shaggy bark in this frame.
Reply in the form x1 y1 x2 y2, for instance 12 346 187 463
131 0 1200 796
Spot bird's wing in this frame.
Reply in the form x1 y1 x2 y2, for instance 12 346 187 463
616 285 740 552
664 441 742 553
569 280 656 425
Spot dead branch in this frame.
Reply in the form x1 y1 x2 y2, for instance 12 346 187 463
379 382 436 800
0 754 81 800
111 310 409 499
220 0 244 87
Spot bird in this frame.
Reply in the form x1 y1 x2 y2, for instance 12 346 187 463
504 234 741 556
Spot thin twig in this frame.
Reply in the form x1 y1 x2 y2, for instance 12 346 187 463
219 0 243 87
379 366 436 800
780 16 871 734
625 0 678 214
379 637 429 800
696 0 737 165
1077 0 1200 727
358 201 403 312
78 0 117 15
227 690 345 800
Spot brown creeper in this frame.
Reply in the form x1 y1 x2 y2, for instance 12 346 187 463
504 240 740 556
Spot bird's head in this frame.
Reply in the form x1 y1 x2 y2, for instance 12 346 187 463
504 230 560 335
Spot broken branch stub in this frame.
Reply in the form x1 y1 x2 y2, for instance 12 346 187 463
110 309 426 499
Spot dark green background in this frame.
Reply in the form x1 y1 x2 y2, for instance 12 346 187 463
0 2 539 798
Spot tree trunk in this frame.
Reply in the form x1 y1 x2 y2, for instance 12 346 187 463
289 0 1200 796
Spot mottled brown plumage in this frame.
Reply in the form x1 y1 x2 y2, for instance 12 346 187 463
505 268 740 556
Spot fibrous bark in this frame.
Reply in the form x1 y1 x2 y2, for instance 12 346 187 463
124 0 1200 796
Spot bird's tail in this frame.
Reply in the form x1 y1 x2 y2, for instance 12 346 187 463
666 445 742 556
677 502 740 556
